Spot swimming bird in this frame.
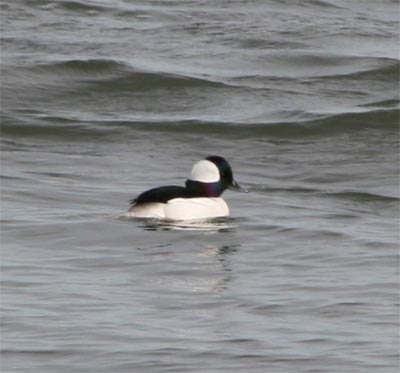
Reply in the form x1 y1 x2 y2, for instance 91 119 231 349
127 155 244 220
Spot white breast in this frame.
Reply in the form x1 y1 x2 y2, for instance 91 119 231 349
127 198 229 221
165 197 229 220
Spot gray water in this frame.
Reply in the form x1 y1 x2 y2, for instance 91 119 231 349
1 0 399 372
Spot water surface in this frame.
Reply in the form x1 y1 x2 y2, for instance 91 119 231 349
1 0 399 372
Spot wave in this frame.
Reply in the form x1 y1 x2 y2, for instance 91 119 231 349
18 54 400 91
30 58 228 91
22 0 112 13
251 185 399 203
2 106 398 141
317 58 399 82
111 108 399 135
45 59 125 73
276 0 346 10
3 53 398 139
326 191 399 203
235 56 399 83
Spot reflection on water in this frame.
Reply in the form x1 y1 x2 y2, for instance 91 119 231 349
150 244 239 293
118 214 238 232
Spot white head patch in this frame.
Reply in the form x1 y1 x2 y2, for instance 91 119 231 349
189 160 220 183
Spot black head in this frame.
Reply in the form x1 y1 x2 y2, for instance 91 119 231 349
185 155 244 197
206 155 241 191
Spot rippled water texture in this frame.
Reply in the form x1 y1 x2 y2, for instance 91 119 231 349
1 1 399 372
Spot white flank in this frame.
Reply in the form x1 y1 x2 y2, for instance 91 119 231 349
127 202 166 219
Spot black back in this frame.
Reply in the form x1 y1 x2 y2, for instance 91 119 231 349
130 185 190 205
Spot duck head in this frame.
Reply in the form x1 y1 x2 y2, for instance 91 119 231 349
185 155 245 197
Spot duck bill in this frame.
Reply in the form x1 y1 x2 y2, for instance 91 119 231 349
228 179 248 193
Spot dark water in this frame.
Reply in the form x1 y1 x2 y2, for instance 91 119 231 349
1 1 399 372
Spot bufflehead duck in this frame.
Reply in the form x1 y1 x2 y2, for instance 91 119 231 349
127 156 244 220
